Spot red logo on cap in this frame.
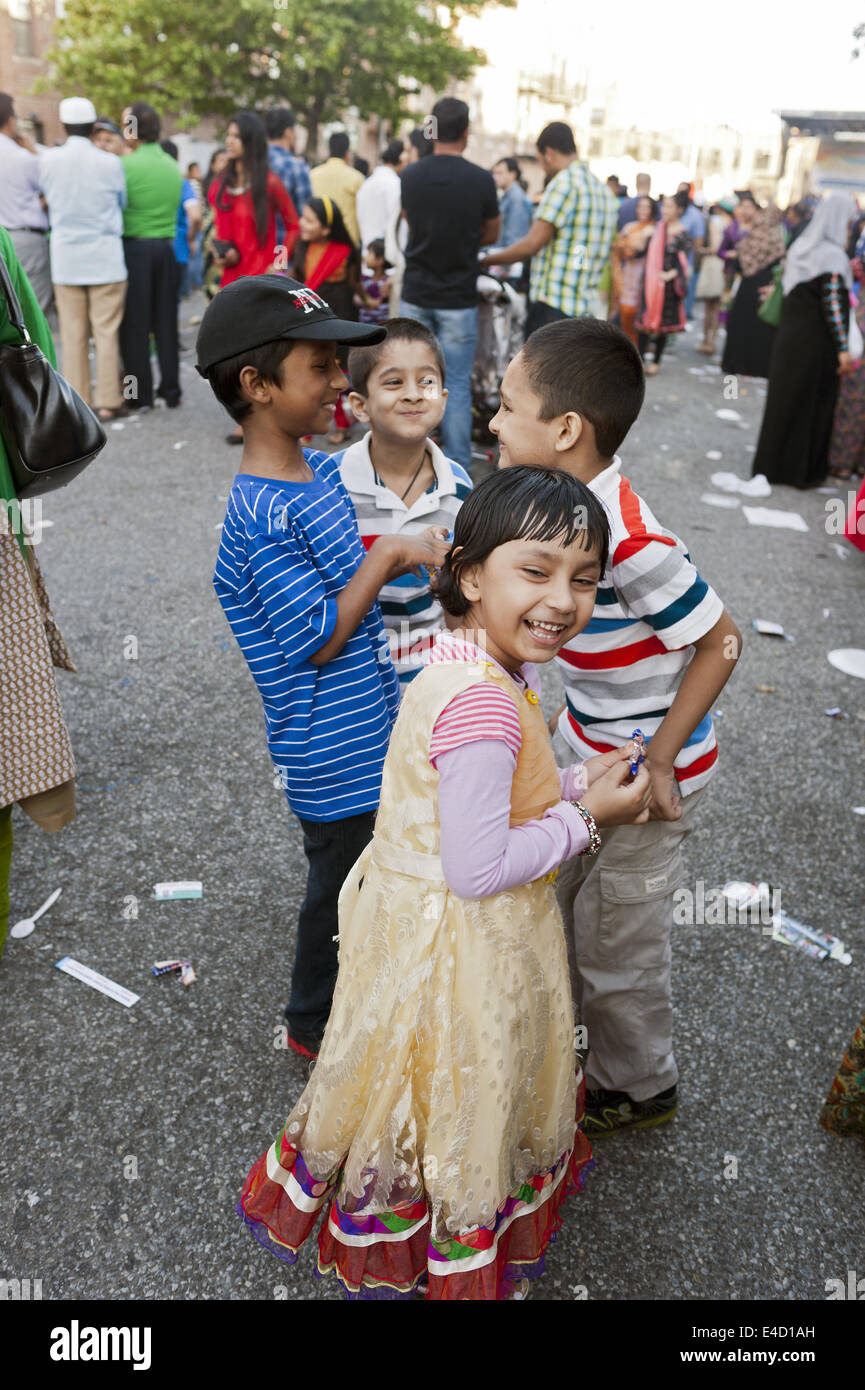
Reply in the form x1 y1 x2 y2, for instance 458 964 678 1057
290 288 328 315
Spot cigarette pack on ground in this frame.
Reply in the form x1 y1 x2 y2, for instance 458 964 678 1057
153 880 202 901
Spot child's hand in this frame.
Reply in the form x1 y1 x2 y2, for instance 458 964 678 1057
583 745 634 786
371 533 449 581
580 760 651 828
645 759 682 821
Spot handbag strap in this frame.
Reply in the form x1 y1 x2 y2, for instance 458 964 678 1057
0 245 32 345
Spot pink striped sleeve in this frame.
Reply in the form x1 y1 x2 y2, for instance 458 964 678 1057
429 684 522 765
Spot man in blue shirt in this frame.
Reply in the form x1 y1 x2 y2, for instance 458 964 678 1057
160 139 202 301
266 107 312 247
39 96 128 419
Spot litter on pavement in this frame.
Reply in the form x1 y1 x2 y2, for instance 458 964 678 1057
152 958 197 988
10 887 62 940
55 957 140 1006
769 911 852 966
153 880 203 900
711 471 771 497
827 649 865 680
753 619 794 641
742 506 808 532
701 493 740 508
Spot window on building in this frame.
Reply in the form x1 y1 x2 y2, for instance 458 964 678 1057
10 0 34 56
590 108 605 126
753 150 770 170
589 137 602 156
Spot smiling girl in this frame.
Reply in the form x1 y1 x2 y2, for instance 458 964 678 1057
237 466 650 1300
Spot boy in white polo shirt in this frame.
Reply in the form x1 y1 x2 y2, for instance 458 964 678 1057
490 316 743 1137
332 318 472 686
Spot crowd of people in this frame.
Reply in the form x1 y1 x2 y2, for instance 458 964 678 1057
1 79 864 1304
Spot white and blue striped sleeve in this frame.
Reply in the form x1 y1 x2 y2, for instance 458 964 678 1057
246 526 337 671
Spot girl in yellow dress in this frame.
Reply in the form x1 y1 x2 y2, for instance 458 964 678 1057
237 466 651 1299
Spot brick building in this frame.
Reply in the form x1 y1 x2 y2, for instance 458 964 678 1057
0 0 64 145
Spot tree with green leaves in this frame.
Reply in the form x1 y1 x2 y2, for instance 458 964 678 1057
41 0 514 154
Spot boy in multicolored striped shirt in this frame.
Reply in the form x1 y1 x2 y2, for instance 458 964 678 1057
332 318 472 686
198 276 448 1060
491 316 742 1136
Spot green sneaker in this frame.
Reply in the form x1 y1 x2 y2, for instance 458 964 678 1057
582 1085 678 1138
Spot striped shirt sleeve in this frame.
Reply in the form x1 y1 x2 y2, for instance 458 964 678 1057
245 519 337 672
613 538 724 650
429 684 522 766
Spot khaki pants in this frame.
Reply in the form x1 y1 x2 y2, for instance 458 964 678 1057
54 281 127 410
552 728 706 1101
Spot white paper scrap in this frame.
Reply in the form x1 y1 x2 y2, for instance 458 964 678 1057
56 956 139 1007
154 880 203 900
827 648 865 680
742 506 808 532
706 450 723 460
715 408 742 421
700 493 740 509
711 471 771 498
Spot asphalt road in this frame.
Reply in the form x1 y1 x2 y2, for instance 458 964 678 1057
1 296 863 1303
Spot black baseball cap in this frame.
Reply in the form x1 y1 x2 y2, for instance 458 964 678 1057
195 274 386 375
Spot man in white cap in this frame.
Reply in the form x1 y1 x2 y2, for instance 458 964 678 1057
0 92 53 315
39 97 129 418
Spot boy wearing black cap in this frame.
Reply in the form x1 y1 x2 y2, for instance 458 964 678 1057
197 275 448 1058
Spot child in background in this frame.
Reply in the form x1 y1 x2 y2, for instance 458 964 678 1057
198 275 448 1060
331 318 470 687
292 195 361 447
356 238 391 325
237 467 651 1300
490 317 742 1137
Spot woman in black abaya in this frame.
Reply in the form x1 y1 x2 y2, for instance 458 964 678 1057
752 194 857 489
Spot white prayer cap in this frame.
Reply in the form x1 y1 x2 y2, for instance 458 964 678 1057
59 97 97 125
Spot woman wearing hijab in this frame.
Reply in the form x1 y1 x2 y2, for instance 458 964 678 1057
752 194 857 489
635 192 691 375
827 222 865 481
720 197 786 378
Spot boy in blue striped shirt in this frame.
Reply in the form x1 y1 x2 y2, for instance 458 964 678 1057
197 276 448 1058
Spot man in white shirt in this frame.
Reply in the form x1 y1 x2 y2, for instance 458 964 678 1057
39 96 128 418
0 91 53 315
356 139 403 250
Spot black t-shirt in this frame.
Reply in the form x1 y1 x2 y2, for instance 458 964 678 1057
401 155 499 309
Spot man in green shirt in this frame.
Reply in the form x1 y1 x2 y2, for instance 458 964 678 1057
118 101 182 408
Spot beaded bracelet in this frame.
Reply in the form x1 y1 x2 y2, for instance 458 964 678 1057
570 801 602 857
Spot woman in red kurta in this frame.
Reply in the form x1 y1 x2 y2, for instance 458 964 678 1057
210 111 299 287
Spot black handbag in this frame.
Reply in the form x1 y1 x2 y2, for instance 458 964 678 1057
0 247 106 498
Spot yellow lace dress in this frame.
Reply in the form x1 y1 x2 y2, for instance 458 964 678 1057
238 656 594 1299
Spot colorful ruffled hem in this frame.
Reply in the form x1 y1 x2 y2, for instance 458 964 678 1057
820 1013 865 1137
237 1105 594 1300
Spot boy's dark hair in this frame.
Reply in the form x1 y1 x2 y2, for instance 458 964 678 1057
160 138 178 161
0 93 15 129
382 138 404 166
434 466 610 617
409 126 433 159
329 131 350 159
206 339 294 422
128 101 160 143
347 317 446 399
265 107 296 139
536 121 577 156
431 97 469 143
521 318 645 460
674 190 690 214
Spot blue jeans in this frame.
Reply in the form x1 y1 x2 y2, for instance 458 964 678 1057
400 300 478 467
685 254 697 319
